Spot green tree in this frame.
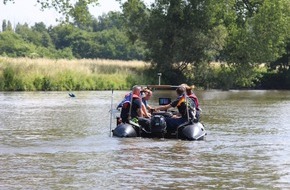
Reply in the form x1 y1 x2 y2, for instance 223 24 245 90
93 12 124 32
2 19 7 31
121 0 149 43
69 30 96 58
221 0 290 88
122 0 227 84
250 0 290 63
15 22 54 48
48 13 146 60
224 0 289 64
6 20 13 31
121 0 290 87
71 0 94 30
0 31 35 57
49 24 76 49
31 22 47 33
94 28 139 60
15 23 43 46
32 22 54 48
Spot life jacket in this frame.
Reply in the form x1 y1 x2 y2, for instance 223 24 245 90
120 94 141 123
117 92 132 109
175 94 195 119
121 94 140 108
188 94 199 110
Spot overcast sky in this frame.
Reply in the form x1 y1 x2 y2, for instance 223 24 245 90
0 0 153 27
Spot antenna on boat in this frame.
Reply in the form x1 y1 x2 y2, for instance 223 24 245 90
109 89 114 137
185 92 190 123
128 88 134 121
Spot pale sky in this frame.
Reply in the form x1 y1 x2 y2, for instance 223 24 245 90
0 0 153 27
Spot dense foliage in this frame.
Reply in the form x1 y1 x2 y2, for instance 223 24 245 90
0 12 146 60
121 0 290 88
1 0 290 90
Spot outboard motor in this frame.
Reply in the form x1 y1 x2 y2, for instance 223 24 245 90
150 115 167 134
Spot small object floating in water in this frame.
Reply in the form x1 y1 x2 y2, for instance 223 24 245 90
68 93 76 97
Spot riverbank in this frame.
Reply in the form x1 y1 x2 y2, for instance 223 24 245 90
0 56 280 91
0 57 149 91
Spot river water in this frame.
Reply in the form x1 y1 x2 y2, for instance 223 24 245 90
0 90 289 189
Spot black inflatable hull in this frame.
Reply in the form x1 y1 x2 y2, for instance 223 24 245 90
178 122 206 140
112 122 206 140
112 123 138 137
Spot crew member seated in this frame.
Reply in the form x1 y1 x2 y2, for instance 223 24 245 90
155 86 196 131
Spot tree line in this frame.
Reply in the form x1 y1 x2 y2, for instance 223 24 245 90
1 0 290 90
0 11 145 60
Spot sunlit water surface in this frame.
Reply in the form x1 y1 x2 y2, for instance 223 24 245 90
0 90 290 189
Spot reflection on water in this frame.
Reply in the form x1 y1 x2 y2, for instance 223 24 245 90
0 90 290 189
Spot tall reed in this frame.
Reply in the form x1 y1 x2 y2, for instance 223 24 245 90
0 57 149 91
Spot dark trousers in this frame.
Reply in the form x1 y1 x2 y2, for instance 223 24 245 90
138 117 151 131
165 117 188 131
